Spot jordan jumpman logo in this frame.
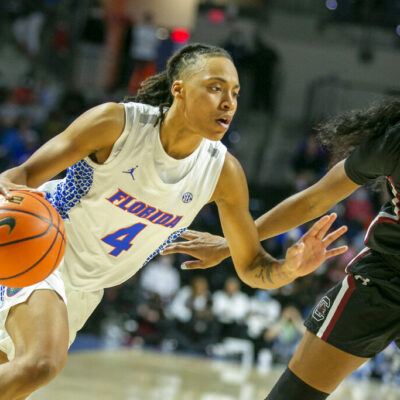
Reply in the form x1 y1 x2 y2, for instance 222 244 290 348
122 165 139 180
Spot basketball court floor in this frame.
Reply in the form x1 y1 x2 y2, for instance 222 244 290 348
31 348 400 400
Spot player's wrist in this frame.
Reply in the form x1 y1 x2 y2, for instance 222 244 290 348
281 260 298 282
220 238 231 259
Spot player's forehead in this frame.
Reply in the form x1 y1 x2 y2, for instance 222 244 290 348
185 56 239 87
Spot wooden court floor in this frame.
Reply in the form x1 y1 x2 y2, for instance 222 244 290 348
31 349 400 400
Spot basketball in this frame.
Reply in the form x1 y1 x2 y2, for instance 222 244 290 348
0 190 66 288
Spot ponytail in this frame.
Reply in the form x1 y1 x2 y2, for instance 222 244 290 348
124 71 172 126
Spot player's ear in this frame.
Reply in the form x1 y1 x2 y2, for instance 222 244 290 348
171 80 184 99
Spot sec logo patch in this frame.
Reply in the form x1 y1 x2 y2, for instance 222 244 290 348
182 192 193 203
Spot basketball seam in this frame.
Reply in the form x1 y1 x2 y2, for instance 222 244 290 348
17 192 66 240
48 213 66 276
0 209 52 246
21 192 53 223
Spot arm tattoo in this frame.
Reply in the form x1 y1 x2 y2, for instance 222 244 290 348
248 254 276 284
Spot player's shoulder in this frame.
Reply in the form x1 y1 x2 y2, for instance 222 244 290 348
221 152 244 177
83 102 125 131
95 102 125 118
122 101 160 116
212 151 247 203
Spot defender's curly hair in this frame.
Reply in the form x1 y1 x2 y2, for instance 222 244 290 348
124 43 232 125
317 98 400 165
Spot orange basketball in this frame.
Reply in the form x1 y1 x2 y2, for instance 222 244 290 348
0 190 66 287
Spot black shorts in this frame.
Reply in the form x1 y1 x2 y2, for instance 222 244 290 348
304 248 400 358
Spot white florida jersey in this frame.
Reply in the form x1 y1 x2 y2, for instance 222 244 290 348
42 102 227 291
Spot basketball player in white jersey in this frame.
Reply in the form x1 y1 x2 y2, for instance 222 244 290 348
0 43 346 399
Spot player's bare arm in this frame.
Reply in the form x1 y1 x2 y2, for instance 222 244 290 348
0 102 125 199
255 160 360 240
163 160 358 268
194 153 347 289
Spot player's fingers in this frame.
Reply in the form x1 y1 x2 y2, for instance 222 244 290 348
180 260 206 270
161 243 197 256
322 225 348 247
0 184 11 199
180 230 201 240
315 213 337 240
301 214 331 240
325 245 348 259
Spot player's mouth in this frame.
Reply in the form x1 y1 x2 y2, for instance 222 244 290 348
215 115 232 130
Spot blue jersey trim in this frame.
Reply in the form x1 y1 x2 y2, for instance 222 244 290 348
142 227 187 267
45 160 94 219
0 286 5 309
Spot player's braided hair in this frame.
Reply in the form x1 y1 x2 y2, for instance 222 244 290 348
124 43 232 125
317 97 400 165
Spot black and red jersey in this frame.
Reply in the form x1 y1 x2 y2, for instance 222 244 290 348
344 122 400 263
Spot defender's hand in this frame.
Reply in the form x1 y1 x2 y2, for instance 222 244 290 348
283 213 348 279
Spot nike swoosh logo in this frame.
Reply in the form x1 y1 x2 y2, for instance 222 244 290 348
0 217 16 234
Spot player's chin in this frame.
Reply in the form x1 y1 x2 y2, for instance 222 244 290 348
208 126 227 141
209 133 225 141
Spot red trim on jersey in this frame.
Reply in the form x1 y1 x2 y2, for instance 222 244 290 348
387 176 399 198
364 217 397 244
345 248 371 273
321 274 356 341
387 176 400 218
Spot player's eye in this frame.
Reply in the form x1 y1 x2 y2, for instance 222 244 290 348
210 86 222 92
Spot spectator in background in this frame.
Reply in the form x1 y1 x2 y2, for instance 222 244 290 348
247 31 279 115
344 187 375 234
127 12 160 94
14 117 40 163
212 276 249 341
264 306 305 364
12 3 45 60
77 0 106 91
41 109 67 142
0 116 39 165
0 116 24 167
0 85 26 124
292 136 328 190
246 290 281 355
140 255 180 305
221 29 249 76
168 276 218 354
49 20 71 77
134 289 169 348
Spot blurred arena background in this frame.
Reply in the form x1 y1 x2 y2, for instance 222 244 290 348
1 1 400 399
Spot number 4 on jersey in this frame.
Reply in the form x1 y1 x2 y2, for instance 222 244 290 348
102 223 147 256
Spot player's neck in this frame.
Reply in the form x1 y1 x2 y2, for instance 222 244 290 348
160 106 202 160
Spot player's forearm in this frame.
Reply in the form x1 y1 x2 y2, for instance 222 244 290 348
238 253 296 290
256 189 331 241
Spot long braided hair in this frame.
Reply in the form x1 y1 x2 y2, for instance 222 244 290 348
124 43 233 126
317 97 400 166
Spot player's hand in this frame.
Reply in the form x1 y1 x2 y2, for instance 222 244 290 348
283 213 348 279
162 230 230 270
0 178 44 200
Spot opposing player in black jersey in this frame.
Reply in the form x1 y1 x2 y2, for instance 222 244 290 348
163 98 400 399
